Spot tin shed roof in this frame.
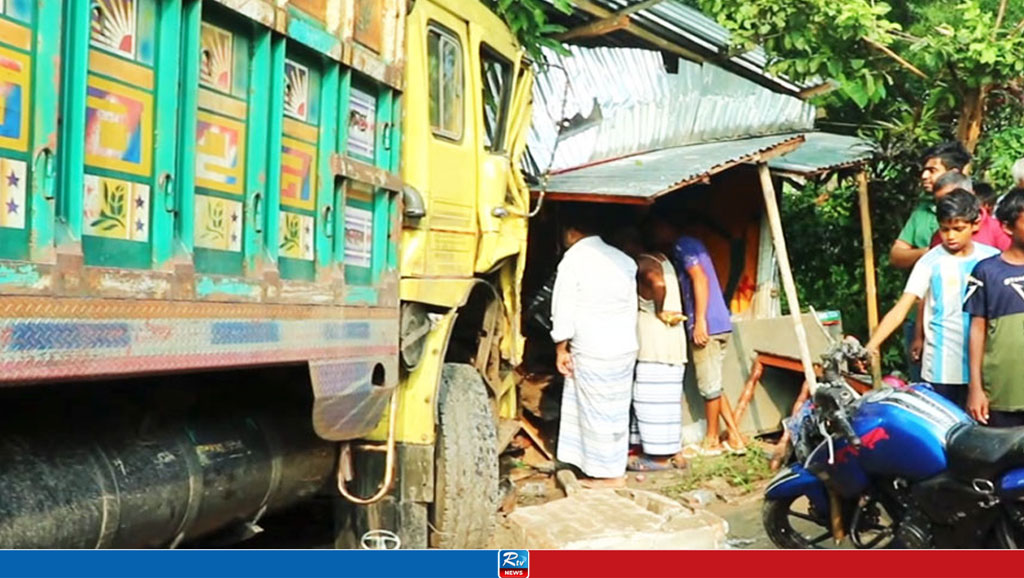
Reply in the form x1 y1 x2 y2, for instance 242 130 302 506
768 132 876 176
539 133 805 204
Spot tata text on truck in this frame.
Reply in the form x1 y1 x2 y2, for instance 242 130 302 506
0 0 532 548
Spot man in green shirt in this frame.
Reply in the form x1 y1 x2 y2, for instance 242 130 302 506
888 141 971 381
890 142 972 268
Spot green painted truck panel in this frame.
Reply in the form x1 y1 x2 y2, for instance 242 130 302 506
0 0 404 384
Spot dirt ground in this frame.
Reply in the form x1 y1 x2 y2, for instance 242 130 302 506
494 446 776 550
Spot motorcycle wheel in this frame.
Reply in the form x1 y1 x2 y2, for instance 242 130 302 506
762 495 837 549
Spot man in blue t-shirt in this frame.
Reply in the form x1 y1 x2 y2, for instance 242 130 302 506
651 217 745 456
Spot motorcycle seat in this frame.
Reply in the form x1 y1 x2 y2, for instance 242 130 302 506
946 423 1024 480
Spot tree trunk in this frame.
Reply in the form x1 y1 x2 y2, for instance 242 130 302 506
957 85 990 154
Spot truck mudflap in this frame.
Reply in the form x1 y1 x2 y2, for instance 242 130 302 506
309 354 398 441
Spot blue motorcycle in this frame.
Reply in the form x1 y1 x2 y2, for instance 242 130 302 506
763 341 1024 549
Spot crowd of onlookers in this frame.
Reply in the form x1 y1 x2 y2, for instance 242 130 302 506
547 142 1024 485
870 142 1024 427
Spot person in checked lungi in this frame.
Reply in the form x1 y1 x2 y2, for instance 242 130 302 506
550 212 639 488
610 229 689 472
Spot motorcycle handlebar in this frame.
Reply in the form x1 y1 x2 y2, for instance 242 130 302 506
812 386 861 448
833 410 862 448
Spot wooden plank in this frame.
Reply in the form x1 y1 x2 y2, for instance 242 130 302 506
857 169 883 387
569 0 704 62
556 14 631 41
757 162 819 393
519 418 554 461
498 418 523 453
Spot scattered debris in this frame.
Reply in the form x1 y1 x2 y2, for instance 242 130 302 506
683 489 717 508
726 537 757 548
519 419 555 461
556 469 581 497
520 481 549 498
499 479 518 514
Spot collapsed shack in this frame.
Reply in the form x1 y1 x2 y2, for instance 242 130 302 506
515 45 877 453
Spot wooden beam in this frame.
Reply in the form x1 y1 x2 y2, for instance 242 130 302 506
797 80 838 100
856 169 883 387
569 0 704 62
556 14 631 41
757 163 819 393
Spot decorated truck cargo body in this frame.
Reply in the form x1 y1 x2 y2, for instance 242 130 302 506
0 0 533 549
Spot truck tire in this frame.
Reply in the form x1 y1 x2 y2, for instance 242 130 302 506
430 363 499 548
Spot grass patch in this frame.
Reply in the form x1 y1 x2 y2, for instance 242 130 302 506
662 450 773 497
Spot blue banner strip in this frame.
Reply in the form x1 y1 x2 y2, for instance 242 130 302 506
0 550 504 578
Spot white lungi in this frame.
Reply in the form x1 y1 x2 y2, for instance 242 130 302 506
557 352 636 478
631 361 684 455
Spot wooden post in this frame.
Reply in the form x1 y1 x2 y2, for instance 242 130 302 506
756 163 819 393
857 170 883 387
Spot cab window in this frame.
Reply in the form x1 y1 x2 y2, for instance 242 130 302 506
480 46 512 152
427 25 463 140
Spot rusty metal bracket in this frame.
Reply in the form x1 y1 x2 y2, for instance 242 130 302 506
337 391 399 505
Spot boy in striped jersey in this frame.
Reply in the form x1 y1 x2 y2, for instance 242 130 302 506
866 191 998 407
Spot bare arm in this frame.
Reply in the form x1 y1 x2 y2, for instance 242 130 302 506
889 239 928 270
967 316 989 424
550 258 577 377
911 299 925 362
638 258 667 314
687 263 710 346
865 292 919 353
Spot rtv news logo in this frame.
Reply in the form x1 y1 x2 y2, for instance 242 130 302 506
498 549 529 578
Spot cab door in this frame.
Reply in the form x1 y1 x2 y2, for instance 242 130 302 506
414 3 477 278
468 22 521 273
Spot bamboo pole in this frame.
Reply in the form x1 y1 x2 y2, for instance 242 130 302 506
757 163 819 393
857 170 883 387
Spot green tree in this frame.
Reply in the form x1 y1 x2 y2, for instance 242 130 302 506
692 0 1024 152
482 0 573 65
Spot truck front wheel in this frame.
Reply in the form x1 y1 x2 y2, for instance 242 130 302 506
430 363 499 548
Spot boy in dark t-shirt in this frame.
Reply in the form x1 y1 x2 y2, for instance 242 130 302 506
964 188 1024 426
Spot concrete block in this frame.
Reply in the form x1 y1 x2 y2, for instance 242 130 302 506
507 488 728 549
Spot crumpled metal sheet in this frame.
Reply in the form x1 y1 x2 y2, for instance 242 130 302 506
526 45 815 176
536 0 811 94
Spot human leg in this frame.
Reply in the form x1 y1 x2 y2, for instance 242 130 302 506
560 353 634 478
928 383 967 409
696 336 741 453
986 410 1024 428
902 319 922 382
633 362 685 457
718 394 746 453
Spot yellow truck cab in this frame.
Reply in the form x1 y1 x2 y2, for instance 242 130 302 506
0 0 531 549
350 0 534 549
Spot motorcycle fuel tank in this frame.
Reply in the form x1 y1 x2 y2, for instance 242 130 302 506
843 385 969 480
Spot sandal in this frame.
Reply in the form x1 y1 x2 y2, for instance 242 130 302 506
682 443 723 458
723 440 748 456
627 454 672 472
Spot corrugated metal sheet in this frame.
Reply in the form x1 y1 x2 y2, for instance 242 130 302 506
526 45 815 176
539 0 812 95
769 132 876 175
542 133 804 203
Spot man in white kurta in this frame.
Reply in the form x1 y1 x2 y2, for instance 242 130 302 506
551 229 639 483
